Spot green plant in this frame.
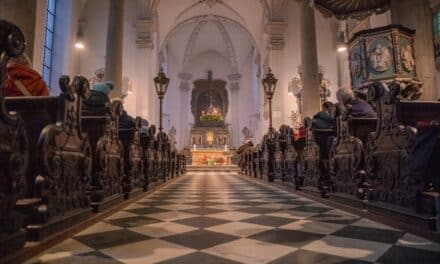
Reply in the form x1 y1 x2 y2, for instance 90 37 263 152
200 114 224 122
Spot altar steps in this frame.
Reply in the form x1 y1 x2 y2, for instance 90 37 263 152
187 165 240 173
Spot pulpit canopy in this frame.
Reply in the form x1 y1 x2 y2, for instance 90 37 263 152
314 0 390 20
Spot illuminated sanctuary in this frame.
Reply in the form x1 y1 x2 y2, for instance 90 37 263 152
0 0 439 264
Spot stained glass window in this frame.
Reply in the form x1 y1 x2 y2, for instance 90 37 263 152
42 0 56 86
433 12 440 39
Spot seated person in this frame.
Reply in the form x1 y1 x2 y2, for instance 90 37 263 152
313 101 336 129
82 81 114 116
119 110 135 130
4 54 49 96
336 87 376 118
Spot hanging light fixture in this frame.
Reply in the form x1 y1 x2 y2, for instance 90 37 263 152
200 71 223 122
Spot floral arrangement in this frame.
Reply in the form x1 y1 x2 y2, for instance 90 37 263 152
200 114 224 122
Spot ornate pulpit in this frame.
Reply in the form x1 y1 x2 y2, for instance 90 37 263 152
349 25 422 99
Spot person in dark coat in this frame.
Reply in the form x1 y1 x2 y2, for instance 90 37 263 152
82 81 114 116
313 101 336 129
336 88 376 118
119 110 135 130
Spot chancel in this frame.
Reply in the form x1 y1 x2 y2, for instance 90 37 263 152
0 0 440 263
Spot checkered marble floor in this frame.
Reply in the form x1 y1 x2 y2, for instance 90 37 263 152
26 172 440 264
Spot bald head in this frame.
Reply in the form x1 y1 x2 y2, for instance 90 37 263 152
336 88 355 105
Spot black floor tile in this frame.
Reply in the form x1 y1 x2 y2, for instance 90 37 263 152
162 229 239 250
105 216 162 228
377 245 440 264
74 229 151 250
332 225 405 244
173 216 231 228
249 229 324 247
158 251 241 264
235 207 279 215
124 207 170 215
180 207 226 215
241 215 296 227
292 205 334 214
269 249 372 264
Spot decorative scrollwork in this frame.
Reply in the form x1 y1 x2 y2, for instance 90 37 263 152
302 117 321 189
0 20 29 255
93 100 124 202
35 76 92 220
365 81 420 209
329 106 366 198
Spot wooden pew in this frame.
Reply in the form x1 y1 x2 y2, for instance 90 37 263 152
328 108 377 207
5 96 58 200
82 101 124 212
143 125 158 187
0 19 28 257
119 117 145 198
364 81 440 230
261 130 277 182
301 118 335 197
155 131 168 184
278 125 298 189
20 76 93 241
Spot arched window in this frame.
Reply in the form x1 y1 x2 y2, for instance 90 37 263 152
42 0 56 85
434 12 440 40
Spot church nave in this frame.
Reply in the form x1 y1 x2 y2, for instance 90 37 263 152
26 172 440 264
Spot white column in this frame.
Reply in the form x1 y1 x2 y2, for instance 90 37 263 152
266 21 287 129
134 19 154 119
391 0 438 100
104 0 125 98
228 73 241 147
335 21 350 89
300 0 321 118
178 72 192 149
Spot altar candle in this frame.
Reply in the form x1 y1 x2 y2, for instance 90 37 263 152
194 144 196 150
224 144 227 151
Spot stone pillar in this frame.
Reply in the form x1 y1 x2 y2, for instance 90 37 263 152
300 0 321 118
391 0 437 100
266 21 287 128
0 0 37 62
104 0 124 98
335 21 350 89
134 19 154 118
228 73 241 147
178 72 192 148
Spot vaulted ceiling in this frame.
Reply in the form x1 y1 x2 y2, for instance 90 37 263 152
156 0 268 74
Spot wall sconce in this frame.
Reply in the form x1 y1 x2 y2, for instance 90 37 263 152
75 19 85 50
336 31 347 53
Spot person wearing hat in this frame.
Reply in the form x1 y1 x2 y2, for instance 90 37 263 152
82 81 114 116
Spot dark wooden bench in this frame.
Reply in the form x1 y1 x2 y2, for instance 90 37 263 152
5 96 59 198
141 125 158 188
81 101 124 212
119 117 145 198
0 19 28 257
328 109 377 206
19 76 93 241
300 117 335 198
364 81 440 231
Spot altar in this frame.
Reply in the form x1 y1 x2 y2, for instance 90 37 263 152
190 71 231 149
191 148 232 166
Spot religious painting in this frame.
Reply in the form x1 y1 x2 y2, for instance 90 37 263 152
367 37 394 79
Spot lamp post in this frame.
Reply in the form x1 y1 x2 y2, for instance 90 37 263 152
262 68 278 131
154 68 170 132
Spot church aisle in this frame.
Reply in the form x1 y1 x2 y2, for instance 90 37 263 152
26 172 440 264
